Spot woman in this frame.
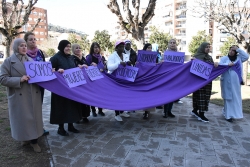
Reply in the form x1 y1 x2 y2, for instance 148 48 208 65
24 31 49 136
50 40 82 136
219 45 249 122
191 42 218 123
72 43 91 123
141 43 155 119
107 41 130 121
0 38 43 153
86 42 106 117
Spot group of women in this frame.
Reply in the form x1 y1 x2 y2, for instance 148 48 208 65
0 31 248 153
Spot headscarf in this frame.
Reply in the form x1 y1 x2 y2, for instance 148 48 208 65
13 38 27 55
228 45 238 62
152 43 159 52
143 43 152 51
193 42 210 60
58 40 71 54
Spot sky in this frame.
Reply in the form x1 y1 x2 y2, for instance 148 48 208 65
35 0 149 38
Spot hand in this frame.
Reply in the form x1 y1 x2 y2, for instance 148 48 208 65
228 62 234 66
79 64 88 69
214 62 218 67
120 62 126 67
91 62 97 66
58 68 64 73
20 75 30 82
126 61 132 66
191 57 196 60
232 45 239 50
52 68 55 72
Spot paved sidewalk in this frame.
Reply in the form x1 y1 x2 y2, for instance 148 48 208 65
42 90 250 167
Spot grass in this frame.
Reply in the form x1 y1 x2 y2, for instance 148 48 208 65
0 84 51 167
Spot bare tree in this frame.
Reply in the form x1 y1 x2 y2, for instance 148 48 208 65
0 0 40 58
190 0 250 85
107 0 157 48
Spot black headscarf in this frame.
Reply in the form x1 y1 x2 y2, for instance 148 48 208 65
143 43 152 50
193 42 210 60
58 40 71 53
228 46 238 62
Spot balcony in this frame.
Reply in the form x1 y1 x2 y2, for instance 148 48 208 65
176 15 186 19
175 24 186 28
176 5 186 10
176 33 186 36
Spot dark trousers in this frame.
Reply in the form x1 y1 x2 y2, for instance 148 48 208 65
115 110 123 116
164 102 174 113
82 104 90 118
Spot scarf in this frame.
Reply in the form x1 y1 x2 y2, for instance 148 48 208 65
228 54 237 62
193 42 210 60
27 48 39 58
93 53 102 62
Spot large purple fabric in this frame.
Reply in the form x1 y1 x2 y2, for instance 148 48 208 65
37 61 229 110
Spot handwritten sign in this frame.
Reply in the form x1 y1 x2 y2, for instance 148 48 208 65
137 50 157 66
232 60 243 83
24 61 57 83
63 68 86 88
116 65 139 82
190 59 213 80
164 51 185 64
85 66 104 81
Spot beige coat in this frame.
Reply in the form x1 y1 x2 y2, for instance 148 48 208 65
0 54 43 141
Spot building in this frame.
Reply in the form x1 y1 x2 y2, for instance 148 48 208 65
152 0 211 57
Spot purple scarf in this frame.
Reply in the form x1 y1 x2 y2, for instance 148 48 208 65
93 54 102 63
37 61 229 110
27 48 39 58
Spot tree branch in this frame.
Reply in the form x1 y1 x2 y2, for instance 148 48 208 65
122 0 135 30
141 0 156 27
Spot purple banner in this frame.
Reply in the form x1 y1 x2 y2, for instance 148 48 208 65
62 67 87 88
190 59 213 80
85 66 104 81
164 51 185 64
37 61 229 110
24 61 57 83
232 60 243 83
137 50 157 66
116 65 139 82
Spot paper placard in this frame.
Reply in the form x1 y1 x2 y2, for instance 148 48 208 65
24 61 57 83
62 68 87 88
116 65 139 82
137 50 157 66
164 51 185 64
190 59 213 80
85 66 104 81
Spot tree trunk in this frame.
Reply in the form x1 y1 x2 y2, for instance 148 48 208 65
3 38 12 59
243 61 249 86
134 27 144 50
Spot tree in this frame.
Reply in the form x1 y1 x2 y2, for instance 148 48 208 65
92 30 113 54
149 26 173 53
188 30 212 55
0 0 40 58
220 36 237 56
46 48 55 57
68 33 90 54
107 0 157 48
190 0 249 85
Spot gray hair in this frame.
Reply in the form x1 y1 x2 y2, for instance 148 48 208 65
12 38 26 54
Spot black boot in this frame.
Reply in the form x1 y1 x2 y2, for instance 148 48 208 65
68 123 79 133
143 111 149 119
98 110 105 116
163 111 168 118
92 111 97 117
168 111 175 118
57 124 69 136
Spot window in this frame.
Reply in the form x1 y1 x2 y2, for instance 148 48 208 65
29 18 32 21
40 32 44 35
34 31 38 34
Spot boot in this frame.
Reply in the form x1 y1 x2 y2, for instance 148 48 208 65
198 112 209 122
143 111 149 119
168 111 175 118
163 111 168 118
92 111 97 117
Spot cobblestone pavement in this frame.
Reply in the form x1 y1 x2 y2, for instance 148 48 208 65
42 90 250 167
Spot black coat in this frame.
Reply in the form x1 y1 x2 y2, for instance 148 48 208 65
49 51 82 124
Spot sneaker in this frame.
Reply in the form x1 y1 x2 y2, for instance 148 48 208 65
198 115 209 123
226 118 233 122
120 112 130 117
21 141 30 146
115 115 123 121
68 126 80 133
57 128 69 136
143 113 149 119
191 110 200 118
177 100 183 104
